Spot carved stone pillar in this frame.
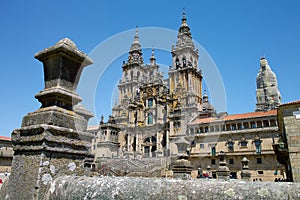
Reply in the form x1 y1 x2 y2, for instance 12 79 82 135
0 38 94 200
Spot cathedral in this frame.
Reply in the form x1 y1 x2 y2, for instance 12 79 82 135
89 13 284 180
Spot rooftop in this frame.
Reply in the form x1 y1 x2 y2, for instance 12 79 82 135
279 100 300 106
190 109 277 125
0 136 11 141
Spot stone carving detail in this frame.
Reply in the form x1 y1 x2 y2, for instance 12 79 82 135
0 38 94 200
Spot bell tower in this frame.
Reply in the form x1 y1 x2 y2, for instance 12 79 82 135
169 11 202 110
113 28 145 122
168 11 203 138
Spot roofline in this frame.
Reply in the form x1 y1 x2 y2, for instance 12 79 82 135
279 100 300 107
0 136 11 141
189 110 277 125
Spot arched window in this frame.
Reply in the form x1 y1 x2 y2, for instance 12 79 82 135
175 58 180 68
182 57 186 66
148 98 153 107
148 112 153 125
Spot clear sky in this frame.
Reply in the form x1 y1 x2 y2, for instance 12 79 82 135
1 1 300 137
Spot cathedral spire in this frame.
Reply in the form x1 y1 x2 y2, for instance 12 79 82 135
130 26 141 51
149 48 156 66
178 9 191 38
203 89 209 103
127 26 144 64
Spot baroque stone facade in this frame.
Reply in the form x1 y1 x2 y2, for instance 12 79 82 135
90 13 285 181
92 13 202 164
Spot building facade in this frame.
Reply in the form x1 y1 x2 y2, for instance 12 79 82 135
89 13 285 180
275 100 300 182
0 136 13 173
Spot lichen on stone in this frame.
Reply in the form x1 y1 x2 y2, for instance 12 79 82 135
42 173 52 185
68 162 76 171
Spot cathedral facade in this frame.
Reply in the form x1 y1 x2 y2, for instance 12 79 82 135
89 13 285 180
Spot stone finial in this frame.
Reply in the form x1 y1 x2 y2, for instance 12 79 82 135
1 38 94 200
34 38 93 110
172 137 193 179
217 151 230 180
173 136 190 157
241 157 251 180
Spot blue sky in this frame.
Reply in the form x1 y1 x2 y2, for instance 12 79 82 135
1 1 300 137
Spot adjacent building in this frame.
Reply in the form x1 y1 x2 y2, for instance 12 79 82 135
275 100 300 182
0 136 13 173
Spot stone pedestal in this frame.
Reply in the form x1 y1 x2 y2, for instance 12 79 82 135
0 38 94 200
217 151 230 181
241 157 251 181
172 157 193 180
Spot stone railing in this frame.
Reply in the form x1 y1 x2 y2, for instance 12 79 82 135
46 176 300 200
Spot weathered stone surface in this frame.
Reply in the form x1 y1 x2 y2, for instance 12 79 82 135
46 176 300 200
0 38 94 200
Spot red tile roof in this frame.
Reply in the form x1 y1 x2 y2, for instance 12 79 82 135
225 110 277 121
0 136 11 141
280 100 300 106
190 110 277 125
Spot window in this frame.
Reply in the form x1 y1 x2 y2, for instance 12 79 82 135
257 121 262 128
190 128 194 135
230 124 236 130
182 57 186 66
174 121 180 128
263 120 269 127
227 139 234 151
257 158 262 164
254 136 262 154
251 122 256 128
229 159 234 164
211 159 216 165
175 58 180 68
148 113 153 125
255 140 262 154
148 98 153 107
211 147 216 156
200 144 205 148
239 137 248 147
205 127 208 133
258 170 264 175
270 120 276 126
237 123 244 130
227 142 234 151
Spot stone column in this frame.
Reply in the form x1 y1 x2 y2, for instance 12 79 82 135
0 38 94 200
155 131 163 157
135 134 142 159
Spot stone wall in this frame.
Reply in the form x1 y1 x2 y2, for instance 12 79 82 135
277 101 300 182
46 176 300 200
